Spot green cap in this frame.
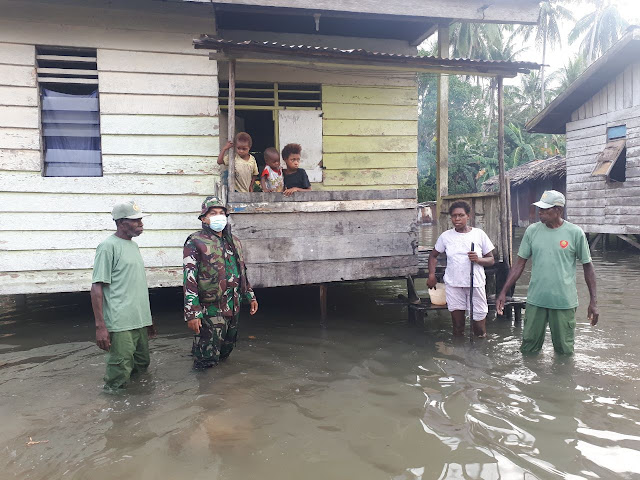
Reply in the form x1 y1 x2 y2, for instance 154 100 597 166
198 196 227 219
112 200 149 220
533 190 565 209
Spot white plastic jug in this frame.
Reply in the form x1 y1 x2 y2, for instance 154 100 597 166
428 283 447 306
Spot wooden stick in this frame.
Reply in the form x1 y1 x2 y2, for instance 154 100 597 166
227 59 237 196
470 242 474 343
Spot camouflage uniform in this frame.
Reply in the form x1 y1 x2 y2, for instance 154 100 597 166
183 196 256 368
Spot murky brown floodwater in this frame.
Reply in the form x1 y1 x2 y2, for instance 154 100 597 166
1 226 640 480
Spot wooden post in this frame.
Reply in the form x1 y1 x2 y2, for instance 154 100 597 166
227 59 237 196
497 76 510 267
436 24 449 223
319 284 328 321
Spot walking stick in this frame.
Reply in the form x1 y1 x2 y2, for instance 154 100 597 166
470 242 475 343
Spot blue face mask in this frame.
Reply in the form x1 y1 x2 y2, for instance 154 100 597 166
206 214 227 232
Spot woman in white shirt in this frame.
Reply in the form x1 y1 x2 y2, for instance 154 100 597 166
427 200 495 337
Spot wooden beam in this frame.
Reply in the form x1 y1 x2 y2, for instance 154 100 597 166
409 23 440 47
497 76 509 266
202 0 541 24
227 59 236 196
617 234 640 251
436 24 450 224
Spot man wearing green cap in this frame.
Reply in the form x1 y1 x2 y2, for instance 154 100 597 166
90 200 156 390
183 196 258 369
497 190 599 354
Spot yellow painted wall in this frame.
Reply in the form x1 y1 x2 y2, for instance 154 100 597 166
320 85 418 190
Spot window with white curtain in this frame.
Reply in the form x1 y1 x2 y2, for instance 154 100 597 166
36 46 102 177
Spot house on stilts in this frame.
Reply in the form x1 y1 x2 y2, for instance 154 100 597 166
527 26 640 251
0 0 541 298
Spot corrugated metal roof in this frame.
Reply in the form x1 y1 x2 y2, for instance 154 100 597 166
527 26 640 134
193 36 540 75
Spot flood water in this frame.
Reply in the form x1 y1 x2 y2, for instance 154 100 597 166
1 226 639 480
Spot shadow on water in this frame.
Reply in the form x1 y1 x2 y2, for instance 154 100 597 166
1 226 640 479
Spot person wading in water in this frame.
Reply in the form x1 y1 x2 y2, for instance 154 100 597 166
427 201 495 337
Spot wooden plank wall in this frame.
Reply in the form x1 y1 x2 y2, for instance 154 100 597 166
566 62 640 235
0 0 219 294
228 190 419 288
321 85 418 190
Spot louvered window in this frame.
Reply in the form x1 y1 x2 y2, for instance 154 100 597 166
220 82 321 109
36 46 102 177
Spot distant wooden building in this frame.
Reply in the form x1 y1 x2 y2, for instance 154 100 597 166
527 26 640 248
0 0 540 295
483 156 566 227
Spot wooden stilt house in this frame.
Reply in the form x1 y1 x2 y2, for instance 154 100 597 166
527 27 640 250
0 0 541 295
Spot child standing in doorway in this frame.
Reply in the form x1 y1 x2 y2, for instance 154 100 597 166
260 147 284 193
282 143 311 197
218 132 259 192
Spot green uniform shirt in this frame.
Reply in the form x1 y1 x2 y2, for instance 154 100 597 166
518 220 592 309
92 235 152 332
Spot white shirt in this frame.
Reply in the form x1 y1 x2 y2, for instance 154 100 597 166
434 228 495 287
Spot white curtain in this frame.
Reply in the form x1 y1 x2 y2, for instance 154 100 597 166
42 88 102 177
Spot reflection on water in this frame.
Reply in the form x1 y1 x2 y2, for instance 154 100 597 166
1 226 639 479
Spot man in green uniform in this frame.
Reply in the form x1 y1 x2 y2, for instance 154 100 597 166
497 190 599 354
91 201 156 390
183 196 258 369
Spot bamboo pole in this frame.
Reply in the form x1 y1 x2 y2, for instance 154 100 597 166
436 24 450 225
227 59 237 196
497 76 510 267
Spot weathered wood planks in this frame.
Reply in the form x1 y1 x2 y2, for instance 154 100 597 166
247 255 419 289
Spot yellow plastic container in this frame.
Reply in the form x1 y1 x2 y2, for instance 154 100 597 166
428 283 447 306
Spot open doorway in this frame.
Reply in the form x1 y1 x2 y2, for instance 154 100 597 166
236 110 275 172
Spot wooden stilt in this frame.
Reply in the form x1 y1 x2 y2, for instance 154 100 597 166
589 233 602 250
14 294 27 308
319 284 328 321
514 306 522 324
227 59 237 198
406 275 421 304
618 234 640 252
497 76 510 268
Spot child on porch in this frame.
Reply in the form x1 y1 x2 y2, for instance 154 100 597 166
282 143 311 197
217 131 259 192
260 147 284 192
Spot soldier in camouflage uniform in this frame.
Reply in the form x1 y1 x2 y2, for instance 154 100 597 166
183 196 258 369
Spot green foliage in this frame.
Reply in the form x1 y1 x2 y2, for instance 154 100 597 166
569 2 628 63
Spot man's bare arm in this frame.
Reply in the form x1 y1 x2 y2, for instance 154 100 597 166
90 282 110 351
496 256 528 314
583 262 599 326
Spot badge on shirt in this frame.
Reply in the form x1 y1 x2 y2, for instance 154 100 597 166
560 240 569 249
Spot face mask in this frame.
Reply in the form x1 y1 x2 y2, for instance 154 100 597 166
206 214 227 232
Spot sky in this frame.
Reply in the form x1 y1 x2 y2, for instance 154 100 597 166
420 0 640 87
543 0 640 76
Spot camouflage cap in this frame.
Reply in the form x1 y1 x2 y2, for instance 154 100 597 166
112 200 149 220
198 196 227 218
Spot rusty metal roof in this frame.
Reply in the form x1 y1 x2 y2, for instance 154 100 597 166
194 36 540 76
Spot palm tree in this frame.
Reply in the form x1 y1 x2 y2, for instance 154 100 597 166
516 1 573 109
505 123 536 168
449 23 503 60
569 2 628 64
556 55 587 93
482 29 528 139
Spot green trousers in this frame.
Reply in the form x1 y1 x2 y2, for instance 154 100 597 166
521 303 577 355
104 327 150 389
192 313 239 368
